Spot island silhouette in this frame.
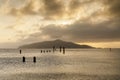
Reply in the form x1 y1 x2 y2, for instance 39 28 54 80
19 39 93 49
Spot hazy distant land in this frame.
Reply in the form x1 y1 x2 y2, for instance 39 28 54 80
19 39 93 49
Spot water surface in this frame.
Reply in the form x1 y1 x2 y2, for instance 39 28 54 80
0 49 120 80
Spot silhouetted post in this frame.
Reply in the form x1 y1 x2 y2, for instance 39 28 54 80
109 48 111 51
53 46 55 52
63 47 65 54
41 50 42 53
60 46 62 52
49 50 51 52
33 56 36 63
22 56 25 62
20 49 22 54
43 50 45 53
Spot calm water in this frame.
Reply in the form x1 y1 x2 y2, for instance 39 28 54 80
0 48 120 80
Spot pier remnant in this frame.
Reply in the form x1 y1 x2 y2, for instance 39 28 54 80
20 49 22 54
22 56 25 62
33 56 36 63
109 48 112 52
63 47 65 54
60 46 62 52
53 46 55 52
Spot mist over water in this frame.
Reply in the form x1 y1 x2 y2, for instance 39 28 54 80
0 49 120 80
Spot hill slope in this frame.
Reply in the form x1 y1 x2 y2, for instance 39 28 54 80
19 39 93 49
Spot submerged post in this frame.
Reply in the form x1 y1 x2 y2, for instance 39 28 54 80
33 56 36 63
53 46 55 52
46 50 48 53
43 50 45 53
20 49 22 54
49 50 51 52
63 47 65 54
60 46 62 52
109 48 112 52
22 56 25 62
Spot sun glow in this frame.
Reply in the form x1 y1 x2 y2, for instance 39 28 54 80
78 42 120 48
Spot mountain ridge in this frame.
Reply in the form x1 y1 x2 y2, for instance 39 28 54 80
19 39 93 49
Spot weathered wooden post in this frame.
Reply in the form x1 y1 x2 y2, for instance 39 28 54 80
22 56 25 62
20 49 22 54
63 47 65 54
60 46 62 52
53 46 55 52
33 56 36 63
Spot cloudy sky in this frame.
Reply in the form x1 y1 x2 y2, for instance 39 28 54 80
0 0 120 48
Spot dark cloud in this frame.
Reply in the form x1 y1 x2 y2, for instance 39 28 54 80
40 25 64 38
19 31 49 44
103 0 120 17
41 0 65 19
20 0 37 15
41 0 97 19
22 19 120 43
69 0 80 11
8 0 102 19
3 0 119 20
69 0 94 10
10 0 37 16
2 0 120 44
8 0 65 19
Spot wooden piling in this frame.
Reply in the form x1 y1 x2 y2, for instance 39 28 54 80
63 47 65 54
22 56 25 62
49 50 51 52
33 56 36 63
20 49 22 54
60 46 62 52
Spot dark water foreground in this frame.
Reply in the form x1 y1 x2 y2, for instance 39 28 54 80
1 73 120 80
0 49 120 80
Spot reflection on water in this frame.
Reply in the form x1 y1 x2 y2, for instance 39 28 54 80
0 49 120 80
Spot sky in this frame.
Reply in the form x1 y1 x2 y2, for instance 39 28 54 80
0 0 120 48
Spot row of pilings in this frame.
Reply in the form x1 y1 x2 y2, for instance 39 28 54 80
20 46 66 63
20 46 66 54
22 56 36 63
53 46 65 54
